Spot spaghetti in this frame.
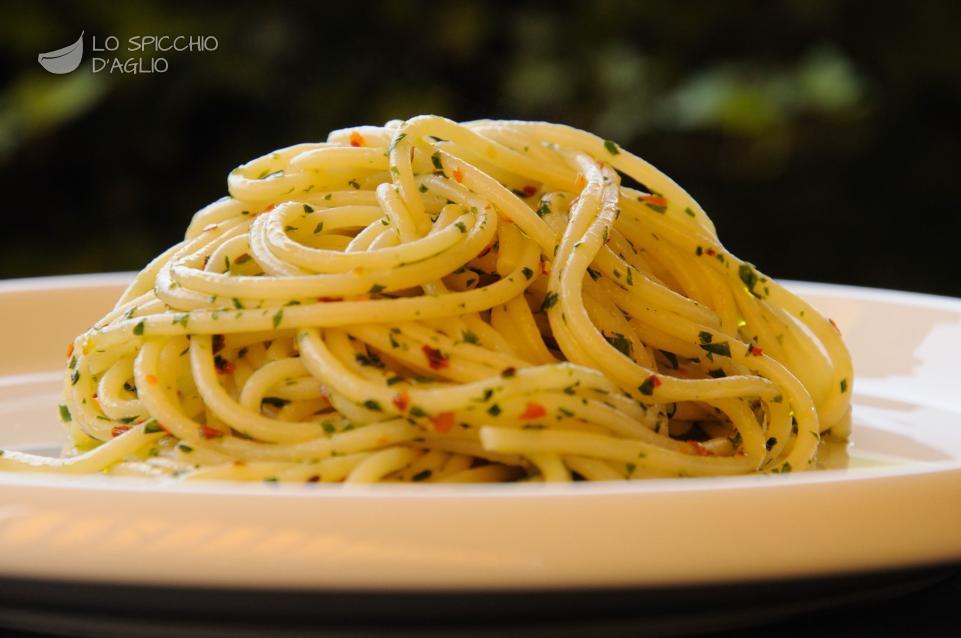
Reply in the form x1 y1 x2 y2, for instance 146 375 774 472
0 117 853 483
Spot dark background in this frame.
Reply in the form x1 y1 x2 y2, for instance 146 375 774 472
1 1 959 296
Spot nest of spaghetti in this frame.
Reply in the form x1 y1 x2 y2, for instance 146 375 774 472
8 117 853 483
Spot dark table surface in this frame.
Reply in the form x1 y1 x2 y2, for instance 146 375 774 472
0 565 958 638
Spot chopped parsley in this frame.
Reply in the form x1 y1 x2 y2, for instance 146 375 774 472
144 420 164 434
603 139 620 155
540 291 559 312
386 132 407 155
700 341 732 358
738 263 762 298
659 350 679 369
605 332 632 357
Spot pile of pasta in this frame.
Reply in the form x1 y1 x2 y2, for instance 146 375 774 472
0 117 853 483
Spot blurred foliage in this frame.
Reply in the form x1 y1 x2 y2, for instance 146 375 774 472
0 0 959 295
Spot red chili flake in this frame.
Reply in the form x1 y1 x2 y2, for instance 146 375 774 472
349 131 365 147
706 248 716 257
748 345 764 357
650 375 663 389
452 168 464 183
686 441 713 457
212 334 226 354
522 185 537 197
421 344 449 370
521 402 547 419
392 391 410 412
111 425 130 437
66 342 75 358
263 203 276 213
430 411 455 433
214 355 235 374
203 255 210 268
640 194 668 207
540 259 552 275
317 296 343 302
145 374 158 385
307 475 321 483
200 425 224 439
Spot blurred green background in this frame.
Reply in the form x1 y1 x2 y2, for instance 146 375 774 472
1 1 959 295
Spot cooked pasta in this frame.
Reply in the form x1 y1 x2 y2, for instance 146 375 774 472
0 116 853 483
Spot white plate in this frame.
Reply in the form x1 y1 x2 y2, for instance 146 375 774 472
0 274 959 592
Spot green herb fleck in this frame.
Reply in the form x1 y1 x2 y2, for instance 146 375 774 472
738 264 762 298
540 291 559 312
603 139 620 155
412 469 432 482
659 350 679 369
409 405 427 418
638 377 656 396
605 332 632 357
144 420 164 434
700 341 732 358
